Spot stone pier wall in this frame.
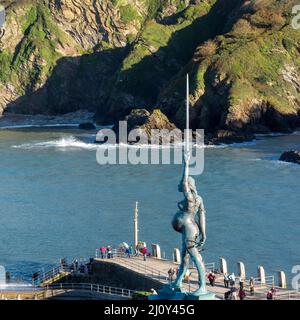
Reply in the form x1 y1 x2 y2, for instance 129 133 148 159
91 261 163 291
59 260 163 292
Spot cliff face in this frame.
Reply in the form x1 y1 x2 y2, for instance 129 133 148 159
1 0 300 135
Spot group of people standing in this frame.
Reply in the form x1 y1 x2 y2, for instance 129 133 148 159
99 245 113 259
99 244 149 261
223 272 276 300
223 272 248 300
125 245 149 261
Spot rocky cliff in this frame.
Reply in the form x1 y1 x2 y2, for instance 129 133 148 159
1 0 300 138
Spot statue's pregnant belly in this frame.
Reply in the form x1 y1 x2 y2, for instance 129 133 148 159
172 211 195 233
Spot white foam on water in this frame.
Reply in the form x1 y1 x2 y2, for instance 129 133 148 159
12 136 99 150
12 135 259 151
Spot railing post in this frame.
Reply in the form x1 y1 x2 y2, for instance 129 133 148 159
237 261 246 279
174 248 181 264
219 257 228 274
278 271 287 289
257 266 266 286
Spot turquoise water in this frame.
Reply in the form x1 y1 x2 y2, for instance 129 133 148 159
0 128 299 284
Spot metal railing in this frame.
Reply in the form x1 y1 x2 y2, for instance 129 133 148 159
97 249 215 276
33 265 71 287
43 283 136 299
244 275 275 289
189 262 215 272
113 254 170 282
0 283 137 300
275 290 300 300
96 251 216 293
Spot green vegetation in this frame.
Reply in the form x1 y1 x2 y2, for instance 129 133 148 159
119 4 141 24
0 50 12 82
132 291 152 300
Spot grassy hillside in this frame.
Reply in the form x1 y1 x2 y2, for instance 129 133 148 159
0 0 300 135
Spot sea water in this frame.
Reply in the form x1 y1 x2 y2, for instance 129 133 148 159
0 128 299 284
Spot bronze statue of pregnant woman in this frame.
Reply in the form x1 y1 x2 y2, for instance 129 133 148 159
151 74 215 300
171 151 207 296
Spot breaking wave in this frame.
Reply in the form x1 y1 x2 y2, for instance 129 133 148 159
11 135 257 151
12 136 99 150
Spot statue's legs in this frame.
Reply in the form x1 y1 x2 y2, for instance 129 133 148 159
187 245 207 295
184 221 207 295
173 241 189 290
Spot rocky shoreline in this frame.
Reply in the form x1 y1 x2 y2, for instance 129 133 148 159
0 110 95 128
1 110 300 147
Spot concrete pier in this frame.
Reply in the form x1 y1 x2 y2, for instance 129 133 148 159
1 246 298 300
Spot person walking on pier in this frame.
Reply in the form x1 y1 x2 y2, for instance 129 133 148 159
238 288 246 300
168 268 176 282
267 290 273 300
125 246 131 258
249 277 255 296
100 246 106 259
239 277 244 290
224 273 229 288
107 245 113 259
130 245 134 256
231 287 238 300
135 245 140 256
229 272 236 287
141 246 148 261
271 286 276 296
208 271 216 286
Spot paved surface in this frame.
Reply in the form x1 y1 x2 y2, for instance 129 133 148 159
95 255 297 300
1 255 298 300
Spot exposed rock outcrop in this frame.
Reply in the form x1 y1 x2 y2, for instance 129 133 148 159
206 130 255 145
112 109 180 143
279 151 300 165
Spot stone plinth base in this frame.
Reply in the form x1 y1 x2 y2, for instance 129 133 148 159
185 291 215 300
148 284 215 301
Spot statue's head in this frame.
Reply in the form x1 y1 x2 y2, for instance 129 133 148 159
178 176 197 193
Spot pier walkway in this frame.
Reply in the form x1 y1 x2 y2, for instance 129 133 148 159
95 254 300 300
1 251 300 300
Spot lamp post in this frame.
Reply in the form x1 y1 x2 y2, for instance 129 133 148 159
134 202 139 250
